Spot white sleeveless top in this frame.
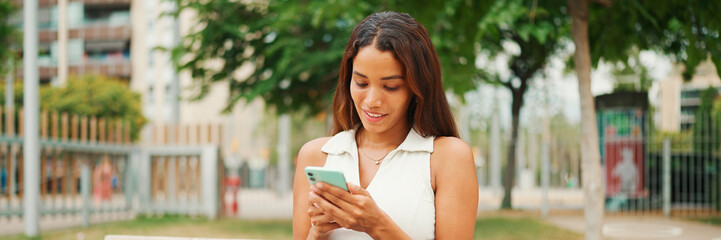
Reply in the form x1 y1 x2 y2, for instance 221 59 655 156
321 127 436 240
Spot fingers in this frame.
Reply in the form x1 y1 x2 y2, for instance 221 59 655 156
313 222 341 234
309 190 354 224
308 201 341 235
312 182 354 210
347 182 370 196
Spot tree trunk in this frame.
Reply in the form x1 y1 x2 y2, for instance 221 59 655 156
569 0 604 239
501 87 524 209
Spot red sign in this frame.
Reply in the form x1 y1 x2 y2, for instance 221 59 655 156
604 139 646 198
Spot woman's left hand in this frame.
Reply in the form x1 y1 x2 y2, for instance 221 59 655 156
309 182 390 235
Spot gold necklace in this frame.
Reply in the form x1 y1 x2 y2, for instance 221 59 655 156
359 147 391 165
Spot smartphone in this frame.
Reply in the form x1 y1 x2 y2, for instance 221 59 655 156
304 166 349 191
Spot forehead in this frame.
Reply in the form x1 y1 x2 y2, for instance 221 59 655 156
352 46 403 76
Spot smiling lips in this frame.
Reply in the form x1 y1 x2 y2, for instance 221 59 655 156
363 110 386 122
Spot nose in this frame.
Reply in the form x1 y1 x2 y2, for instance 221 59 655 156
364 86 383 108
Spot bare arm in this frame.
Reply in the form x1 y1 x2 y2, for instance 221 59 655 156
432 137 479 239
292 137 337 240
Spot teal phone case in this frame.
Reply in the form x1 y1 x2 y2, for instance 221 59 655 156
304 166 349 191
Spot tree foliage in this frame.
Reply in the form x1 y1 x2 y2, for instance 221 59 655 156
166 0 376 114
475 0 569 209
166 0 494 115
0 0 19 73
0 75 147 141
589 0 721 80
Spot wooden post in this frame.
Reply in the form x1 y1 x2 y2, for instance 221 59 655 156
52 112 59 140
195 157 201 198
6 104 14 137
207 124 212 144
71 115 78 141
164 124 169 144
81 116 88 142
116 119 122 144
196 125 201 145
98 118 106 144
61 113 69 141
40 111 48 140
90 117 97 144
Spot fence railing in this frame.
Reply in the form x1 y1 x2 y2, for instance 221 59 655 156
0 108 136 225
474 109 721 218
137 145 218 219
0 108 222 230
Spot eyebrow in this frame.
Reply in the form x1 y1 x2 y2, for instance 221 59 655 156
353 71 404 80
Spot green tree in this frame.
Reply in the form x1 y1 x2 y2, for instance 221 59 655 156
166 0 375 114
568 0 721 238
475 0 569 209
0 0 19 75
0 75 147 141
165 0 494 115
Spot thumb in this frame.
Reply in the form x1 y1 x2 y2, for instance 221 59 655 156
347 182 369 196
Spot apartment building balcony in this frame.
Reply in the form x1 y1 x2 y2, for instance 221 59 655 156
38 24 131 43
14 59 131 80
12 0 131 7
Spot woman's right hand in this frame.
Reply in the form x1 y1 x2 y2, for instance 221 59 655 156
307 191 341 239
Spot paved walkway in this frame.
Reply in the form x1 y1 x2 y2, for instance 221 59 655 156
546 214 721 240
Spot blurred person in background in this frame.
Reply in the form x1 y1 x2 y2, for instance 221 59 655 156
293 11 478 240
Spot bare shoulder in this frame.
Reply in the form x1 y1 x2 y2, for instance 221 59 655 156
430 136 476 191
432 136 473 161
296 137 332 167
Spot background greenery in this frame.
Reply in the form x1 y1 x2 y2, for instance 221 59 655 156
0 75 147 141
3 214 582 240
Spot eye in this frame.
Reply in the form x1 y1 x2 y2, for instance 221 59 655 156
354 80 368 88
384 86 399 91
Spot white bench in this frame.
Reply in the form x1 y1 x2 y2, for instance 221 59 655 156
105 235 257 240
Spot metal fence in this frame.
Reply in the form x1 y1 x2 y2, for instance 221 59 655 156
599 109 720 217
474 109 721 218
0 109 221 232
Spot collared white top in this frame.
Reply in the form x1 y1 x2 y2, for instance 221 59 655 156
321 127 436 240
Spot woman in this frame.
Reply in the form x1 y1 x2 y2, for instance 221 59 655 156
293 11 478 239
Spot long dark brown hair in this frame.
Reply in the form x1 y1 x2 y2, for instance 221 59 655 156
331 11 459 138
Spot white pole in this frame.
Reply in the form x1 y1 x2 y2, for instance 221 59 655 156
541 126 550 218
663 139 671 217
23 0 41 237
489 89 502 193
57 0 68 86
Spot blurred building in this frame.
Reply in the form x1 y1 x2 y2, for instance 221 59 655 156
10 0 131 84
657 59 721 132
129 0 270 170
10 0 281 179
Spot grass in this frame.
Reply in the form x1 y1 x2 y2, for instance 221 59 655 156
4 214 581 240
474 217 582 240
694 217 721 227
